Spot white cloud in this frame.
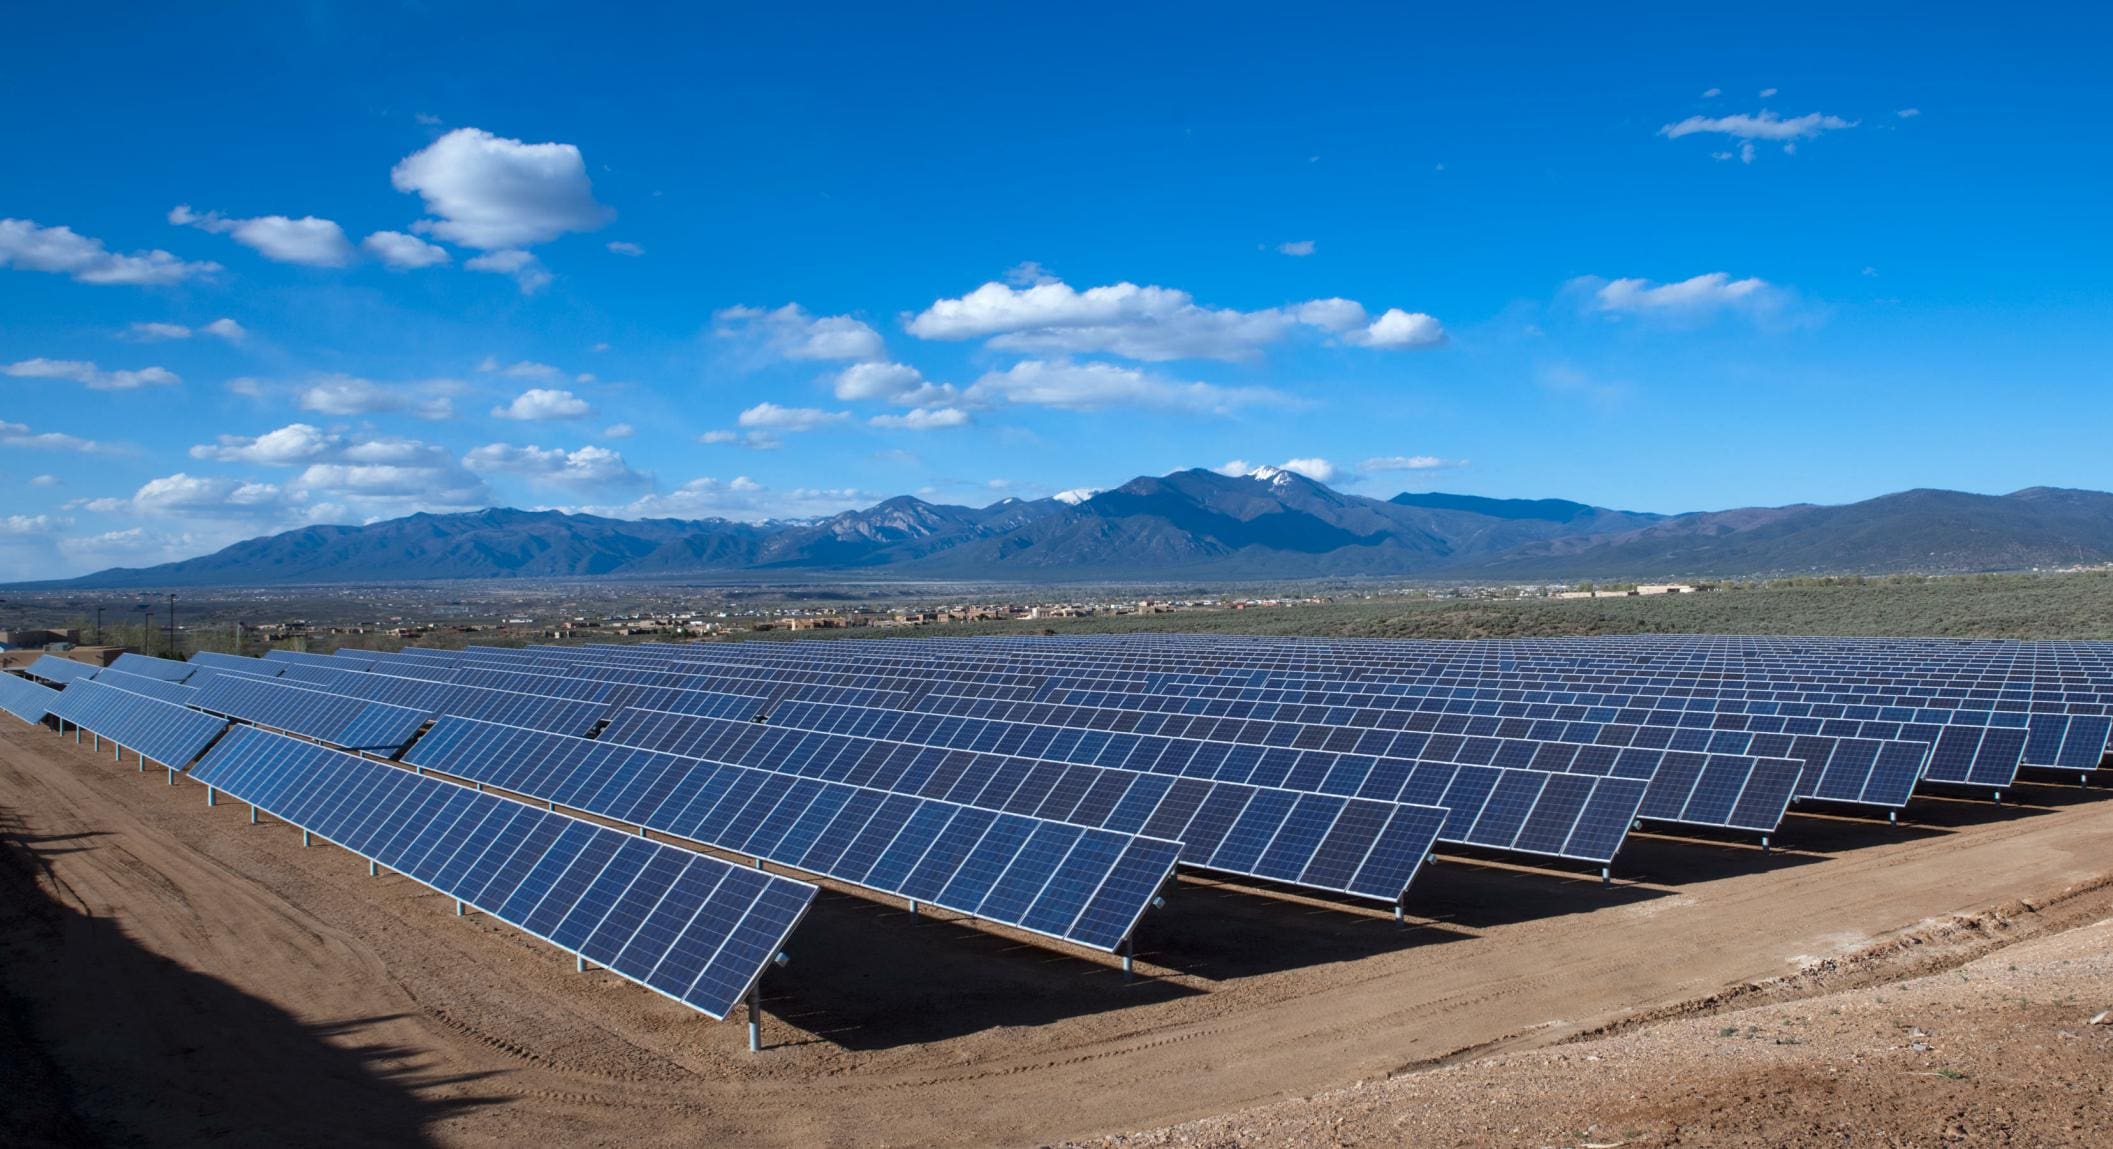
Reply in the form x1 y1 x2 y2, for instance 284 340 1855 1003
1701 87 1722 98
169 205 355 266
602 422 634 439
1213 459 1253 477
123 473 290 517
0 218 220 285
698 430 739 444
296 374 456 419
1 420 114 454
464 248 551 293
1277 240 1316 257
963 360 1286 415
2 514 64 534
4 358 179 390
1360 454 1460 473
203 318 247 341
390 127 612 249
606 241 644 256
713 304 886 362
906 278 1438 362
833 360 957 406
493 387 592 420
868 406 970 431
1349 308 1447 349
30 474 62 487
362 230 450 269
737 403 850 432
1578 272 1785 319
127 321 192 340
190 423 339 465
1659 111 1856 157
1278 457 1336 482
1897 107 1921 118
465 442 646 489
1758 87 1778 98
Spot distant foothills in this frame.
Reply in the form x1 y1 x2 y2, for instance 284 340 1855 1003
30 467 2113 589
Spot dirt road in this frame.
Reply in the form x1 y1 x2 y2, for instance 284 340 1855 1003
3 722 2108 1147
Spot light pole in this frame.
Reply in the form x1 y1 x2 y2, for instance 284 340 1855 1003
166 593 177 658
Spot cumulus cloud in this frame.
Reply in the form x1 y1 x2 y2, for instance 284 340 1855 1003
190 422 339 465
606 241 644 256
480 358 562 379
963 360 1286 415
464 442 646 490
1659 111 1856 162
169 205 356 266
203 318 247 341
833 360 957 406
1897 107 1921 119
295 374 456 419
0 218 220 285
697 430 739 444
868 406 970 431
1576 272 1786 319
905 278 1442 361
1349 308 1447 349
601 422 634 439
493 388 592 420
362 230 451 269
31 474 62 487
4 358 179 390
390 127 612 249
1277 240 1316 256
1277 457 1336 482
714 304 886 362
736 403 850 432
91 473 291 519
1 420 115 454
464 248 551 293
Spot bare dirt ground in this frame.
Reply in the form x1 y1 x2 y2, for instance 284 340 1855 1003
3 721 2109 1148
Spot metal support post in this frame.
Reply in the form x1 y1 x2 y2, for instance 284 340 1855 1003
747 985 762 1053
369 860 379 877
303 829 312 847
167 767 176 785
1121 936 1135 979
1600 865 1611 888
1993 790 2003 806
1888 808 1898 826
249 804 258 825
91 732 98 750
455 900 464 916
1394 900 1405 925
907 897 918 916
207 786 216 807
1760 835 1771 856
753 856 764 870
576 955 587 972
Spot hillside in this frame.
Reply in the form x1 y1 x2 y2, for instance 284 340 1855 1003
35 471 2113 587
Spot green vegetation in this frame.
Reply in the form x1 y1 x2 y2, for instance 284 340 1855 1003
753 571 2113 644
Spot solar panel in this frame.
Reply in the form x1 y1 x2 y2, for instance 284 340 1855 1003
258 662 610 736
190 725 816 1019
0 674 60 723
1920 725 2032 790
87 667 200 707
46 679 228 768
25 654 98 685
404 716 1184 950
109 652 198 682
188 651 286 675
189 674 429 755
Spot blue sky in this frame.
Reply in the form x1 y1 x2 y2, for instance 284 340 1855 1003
4 3 2109 578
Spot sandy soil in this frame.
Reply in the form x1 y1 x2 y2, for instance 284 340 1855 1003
2 721 2109 1148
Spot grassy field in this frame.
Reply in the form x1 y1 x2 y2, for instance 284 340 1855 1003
738 572 2113 644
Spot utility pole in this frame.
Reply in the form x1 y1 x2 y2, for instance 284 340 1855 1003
93 605 103 646
166 593 177 658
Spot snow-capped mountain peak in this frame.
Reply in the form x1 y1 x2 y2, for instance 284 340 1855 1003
1052 487 1099 505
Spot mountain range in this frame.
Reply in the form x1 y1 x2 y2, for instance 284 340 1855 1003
38 467 2113 588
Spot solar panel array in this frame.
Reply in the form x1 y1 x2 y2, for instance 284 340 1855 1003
109 651 198 682
88 667 200 707
191 674 430 754
46 679 229 768
405 715 1184 950
25 654 98 685
191 725 815 1019
0 673 60 724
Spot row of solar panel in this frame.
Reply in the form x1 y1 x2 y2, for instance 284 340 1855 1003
403 716 1184 950
47 679 229 768
602 705 1644 867
191 725 814 1019
192 674 432 755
